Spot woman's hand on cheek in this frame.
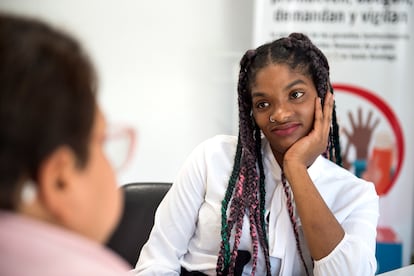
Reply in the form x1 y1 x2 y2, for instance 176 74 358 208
283 92 334 169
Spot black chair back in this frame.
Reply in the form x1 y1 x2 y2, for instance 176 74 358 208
106 182 172 267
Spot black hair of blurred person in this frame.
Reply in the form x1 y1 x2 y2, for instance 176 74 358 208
0 13 97 209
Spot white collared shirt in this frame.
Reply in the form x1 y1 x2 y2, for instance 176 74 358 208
135 135 379 276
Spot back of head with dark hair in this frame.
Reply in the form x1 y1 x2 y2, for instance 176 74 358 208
0 13 97 210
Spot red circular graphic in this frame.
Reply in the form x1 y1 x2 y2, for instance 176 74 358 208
333 83 405 195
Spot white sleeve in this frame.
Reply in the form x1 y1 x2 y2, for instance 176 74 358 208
313 182 379 276
133 142 208 275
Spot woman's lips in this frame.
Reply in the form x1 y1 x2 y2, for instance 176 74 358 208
271 123 300 136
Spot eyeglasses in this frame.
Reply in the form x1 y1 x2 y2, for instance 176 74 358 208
18 125 136 205
104 125 136 172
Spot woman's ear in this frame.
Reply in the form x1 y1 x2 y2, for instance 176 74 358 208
36 146 78 224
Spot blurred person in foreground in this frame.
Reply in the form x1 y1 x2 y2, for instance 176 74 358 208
0 13 132 275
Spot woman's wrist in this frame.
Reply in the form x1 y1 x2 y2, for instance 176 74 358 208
283 160 307 181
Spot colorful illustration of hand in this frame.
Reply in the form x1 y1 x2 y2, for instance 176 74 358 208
341 108 380 170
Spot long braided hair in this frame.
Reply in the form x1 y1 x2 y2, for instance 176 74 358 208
216 33 342 275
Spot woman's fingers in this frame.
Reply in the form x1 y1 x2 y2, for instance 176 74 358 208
323 92 334 122
322 92 334 137
313 92 333 147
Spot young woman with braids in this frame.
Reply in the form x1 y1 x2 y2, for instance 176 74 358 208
135 33 379 275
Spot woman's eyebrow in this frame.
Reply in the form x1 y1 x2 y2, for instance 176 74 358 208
284 79 306 91
251 91 267 99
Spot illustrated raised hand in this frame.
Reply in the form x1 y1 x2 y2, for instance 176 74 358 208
341 108 380 170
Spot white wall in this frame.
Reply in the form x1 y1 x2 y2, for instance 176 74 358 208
0 0 254 184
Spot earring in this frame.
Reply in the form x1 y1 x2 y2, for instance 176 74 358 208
269 116 276 123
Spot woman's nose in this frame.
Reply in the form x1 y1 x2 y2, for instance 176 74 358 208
270 103 293 123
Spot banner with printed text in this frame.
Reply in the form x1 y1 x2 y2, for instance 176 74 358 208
253 0 414 268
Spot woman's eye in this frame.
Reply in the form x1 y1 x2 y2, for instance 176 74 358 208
256 102 269 109
291 91 304 99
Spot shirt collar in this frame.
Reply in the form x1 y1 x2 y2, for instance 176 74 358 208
307 155 324 181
